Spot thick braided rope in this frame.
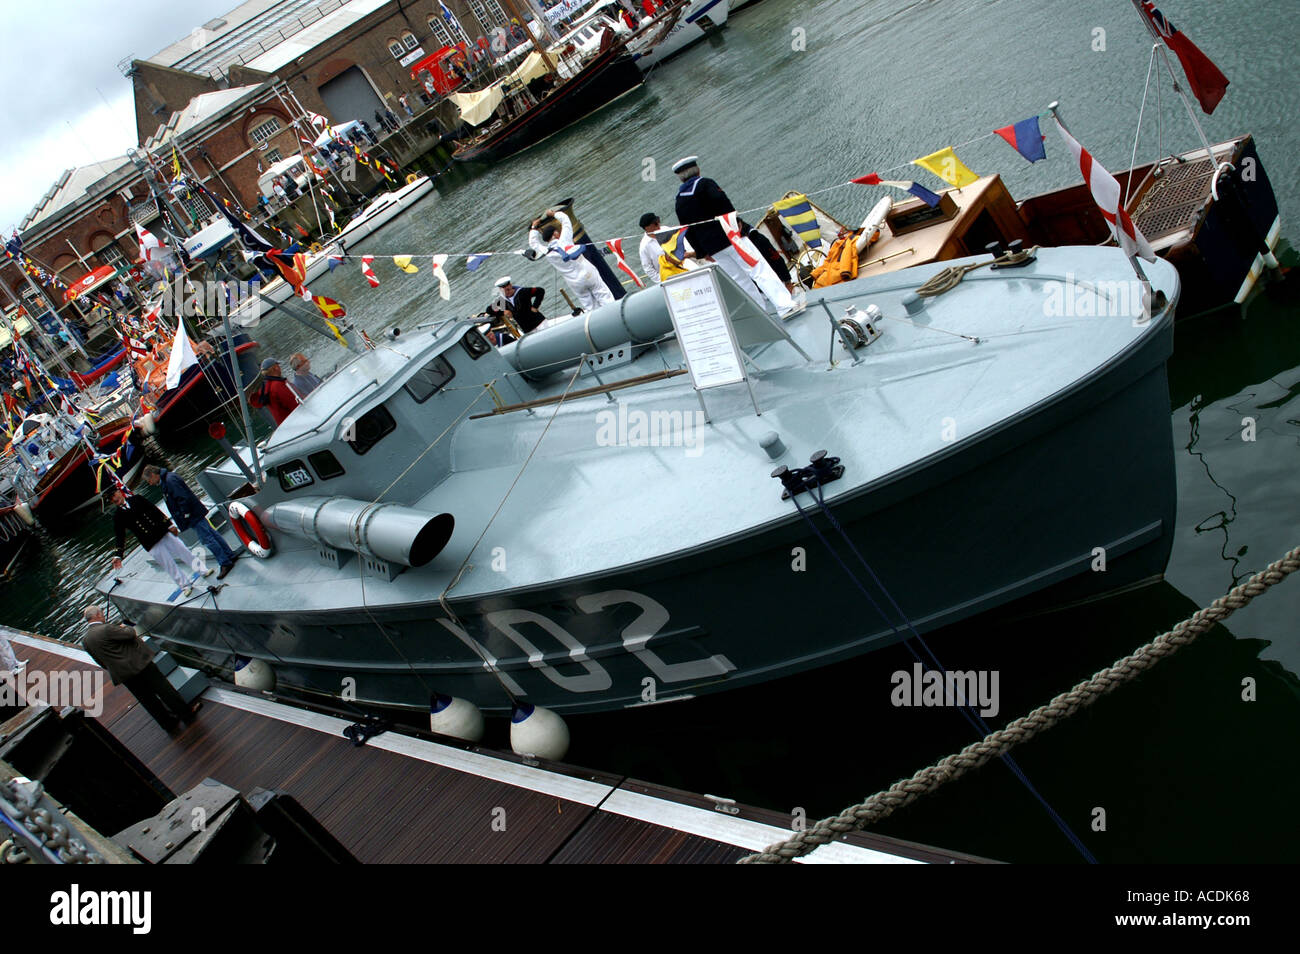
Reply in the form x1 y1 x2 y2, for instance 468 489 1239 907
738 545 1300 864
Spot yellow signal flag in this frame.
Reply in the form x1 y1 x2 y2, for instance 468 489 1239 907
912 146 978 188
392 255 420 274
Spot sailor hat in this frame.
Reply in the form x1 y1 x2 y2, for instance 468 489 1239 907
494 276 512 288
671 156 699 174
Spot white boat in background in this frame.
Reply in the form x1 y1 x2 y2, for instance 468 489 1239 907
333 176 435 250
231 176 433 326
631 0 730 70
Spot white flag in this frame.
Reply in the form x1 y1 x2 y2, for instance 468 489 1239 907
431 254 450 301
165 317 200 390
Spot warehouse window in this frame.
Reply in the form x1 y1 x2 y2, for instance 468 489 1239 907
388 39 405 58
264 148 282 164
249 116 281 145
468 0 508 31
402 31 419 51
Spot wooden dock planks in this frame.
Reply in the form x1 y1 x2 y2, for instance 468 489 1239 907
2 631 983 864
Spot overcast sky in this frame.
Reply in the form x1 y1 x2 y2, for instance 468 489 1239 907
0 0 242 235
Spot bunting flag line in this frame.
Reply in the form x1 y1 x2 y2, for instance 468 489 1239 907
171 147 182 180
361 255 379 287
314 296 349 348
912 146 979 188
430 254 450 301
465 253 491 272
1138 2 1229 114
1052 115 1156 263
719 212 759 267
850 174 942 207
606 239 644 288
994 116 1047 163
393 255 420 274
326 253 345 272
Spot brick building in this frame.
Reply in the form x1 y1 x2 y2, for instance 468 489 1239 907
7 0 534 328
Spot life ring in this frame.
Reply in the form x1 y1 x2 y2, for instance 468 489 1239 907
405 173 419 185
228 500 274 559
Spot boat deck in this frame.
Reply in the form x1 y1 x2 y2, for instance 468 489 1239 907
2 629 984 864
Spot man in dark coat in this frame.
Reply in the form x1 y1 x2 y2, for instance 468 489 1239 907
143 465 236 579
487 277 547 333
249 357 301 425
672 155 794 313
109 486 207 597
82 605 196 730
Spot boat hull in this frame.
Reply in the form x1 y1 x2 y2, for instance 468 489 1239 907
152 336 260 438
113 311 1176 715
634 0 730 70
452 50 644 164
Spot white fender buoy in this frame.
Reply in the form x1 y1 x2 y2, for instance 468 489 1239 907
233 656 275 691
14 499 34 526
509 702 569 761
429 692 485 742
139 412 157 436
856 196 893 254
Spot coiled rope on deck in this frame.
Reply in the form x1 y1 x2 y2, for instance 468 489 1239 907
737 544 1300 864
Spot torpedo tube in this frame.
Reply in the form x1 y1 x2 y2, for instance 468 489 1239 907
509 702 569 761
429 692 485 742
233 656 275 691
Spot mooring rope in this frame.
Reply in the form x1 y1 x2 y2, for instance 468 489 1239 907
737 544 1300 864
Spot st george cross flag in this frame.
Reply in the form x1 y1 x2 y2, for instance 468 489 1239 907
994 116 1048 162
430 255 451 301
850 174 942 207
1137 2 1229 114
1052 116 1156 262
165 317 200 390
361 255 380 287
606 239 644 288
135 223 161 262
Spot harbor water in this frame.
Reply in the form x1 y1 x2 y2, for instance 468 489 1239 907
4 0 1297 862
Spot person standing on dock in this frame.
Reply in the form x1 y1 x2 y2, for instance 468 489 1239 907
82 605 197 730
143 466 236 581
529 210 614 313
109 487 212 598
671 156 795 313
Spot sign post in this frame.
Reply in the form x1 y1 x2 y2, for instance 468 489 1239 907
661 266 759 419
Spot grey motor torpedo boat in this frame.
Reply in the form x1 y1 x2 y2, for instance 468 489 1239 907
100 245 1180 716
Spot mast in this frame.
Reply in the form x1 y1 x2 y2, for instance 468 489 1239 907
499 0 555 74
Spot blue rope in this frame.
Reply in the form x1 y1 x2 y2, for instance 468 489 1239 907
784 480 1097 863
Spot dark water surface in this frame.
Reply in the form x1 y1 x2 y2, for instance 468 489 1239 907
4 0 1297 862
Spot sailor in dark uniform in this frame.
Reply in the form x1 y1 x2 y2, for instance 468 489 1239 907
488 277 547 333
672 156 794 313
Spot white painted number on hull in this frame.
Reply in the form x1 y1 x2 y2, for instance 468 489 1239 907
444 591 733 695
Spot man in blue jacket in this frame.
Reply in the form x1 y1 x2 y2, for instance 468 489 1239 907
143 465 237 579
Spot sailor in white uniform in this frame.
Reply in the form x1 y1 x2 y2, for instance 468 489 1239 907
672 155 794 313
528 210 615 312
638 212 664 283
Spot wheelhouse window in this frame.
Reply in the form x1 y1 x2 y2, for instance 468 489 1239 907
345 404 396 455
309 449 345 480
403 354 455 403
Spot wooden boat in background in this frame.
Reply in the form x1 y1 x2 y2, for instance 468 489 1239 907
757 135 1283 319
